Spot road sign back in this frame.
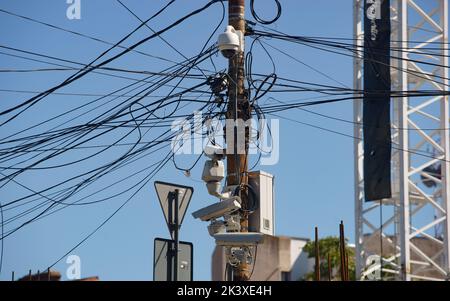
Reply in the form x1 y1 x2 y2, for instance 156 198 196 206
153 238 193 281
154 181 193 235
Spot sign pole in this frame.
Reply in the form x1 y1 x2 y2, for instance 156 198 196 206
153 181 193 281
174 189 179 282
167 192 173 281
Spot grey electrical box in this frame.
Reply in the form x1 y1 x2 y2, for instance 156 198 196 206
248 171 275 236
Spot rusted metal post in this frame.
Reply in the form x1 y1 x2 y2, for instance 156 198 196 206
12 271 15 281
339 221 346 281
315 227 320 281
344 222 349 280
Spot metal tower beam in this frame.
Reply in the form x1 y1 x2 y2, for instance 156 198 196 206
354 0 449 281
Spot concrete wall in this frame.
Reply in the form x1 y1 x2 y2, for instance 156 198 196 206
289 239 314 280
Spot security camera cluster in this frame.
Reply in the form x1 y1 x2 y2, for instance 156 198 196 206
191 26 274 275
191 143 263 272
192 144 245 242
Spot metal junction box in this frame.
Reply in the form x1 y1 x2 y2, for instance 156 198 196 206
248 171 275 236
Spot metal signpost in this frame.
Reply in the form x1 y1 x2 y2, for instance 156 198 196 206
154 181 194 281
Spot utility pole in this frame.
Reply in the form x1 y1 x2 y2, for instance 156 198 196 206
226 0 251 281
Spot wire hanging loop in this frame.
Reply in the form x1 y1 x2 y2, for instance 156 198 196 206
250 0 282 25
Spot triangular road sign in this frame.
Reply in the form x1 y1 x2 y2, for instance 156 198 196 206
154 181 194 236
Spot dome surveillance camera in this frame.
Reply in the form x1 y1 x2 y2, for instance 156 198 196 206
218 25 242 58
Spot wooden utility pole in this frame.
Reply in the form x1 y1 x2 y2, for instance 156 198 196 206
226 0 251 281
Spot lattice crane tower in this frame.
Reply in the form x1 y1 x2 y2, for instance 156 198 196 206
353 0 449 280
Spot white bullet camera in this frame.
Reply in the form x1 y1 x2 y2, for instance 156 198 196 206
218 25 244 58
192 198 241 221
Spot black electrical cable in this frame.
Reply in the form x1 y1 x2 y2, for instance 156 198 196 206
0 145 169 229
42 147 175 270
0 140 170 216
0 2 228 265
251 30 450 88
251 29 450 81
277 98 450 131
0 46 217 145
0 0 221 125
0 7 192 67
6 0 448 275
268 112 450 164
0 54 216 175
0 93 210 204
251 73 277 104
253 24 450 51
1 111 216 238
260 40 350 88
115 0 224 80
250 0 281 25
240 183 258 213
0 98 215 210
0 46 221 239
0 88 213 197
0 88 207 99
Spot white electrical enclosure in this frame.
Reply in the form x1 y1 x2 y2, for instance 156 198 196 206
248 171 274 236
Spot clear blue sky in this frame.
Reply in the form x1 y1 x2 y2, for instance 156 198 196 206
0 0 374 281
